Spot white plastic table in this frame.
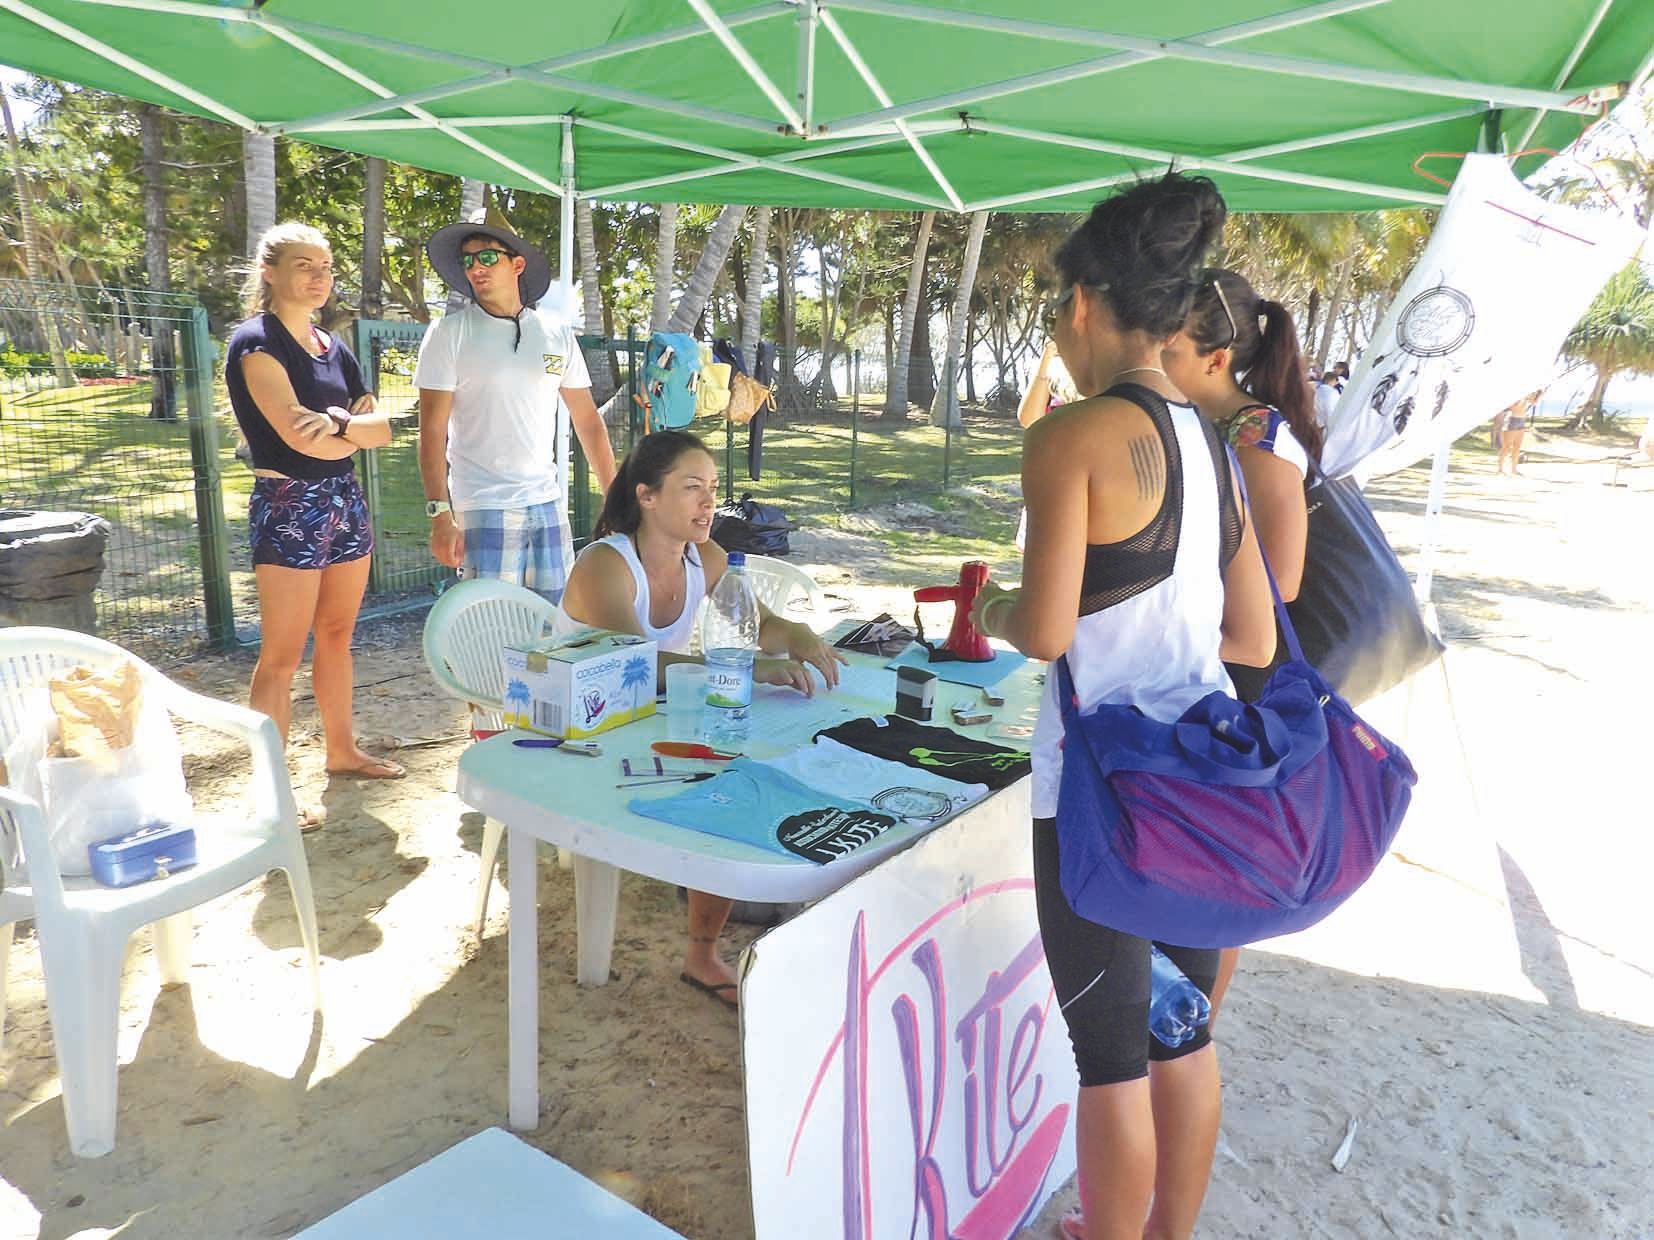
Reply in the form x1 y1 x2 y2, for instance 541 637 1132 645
455 651 1044 1130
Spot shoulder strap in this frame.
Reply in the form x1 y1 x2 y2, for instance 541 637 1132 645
1224 445 1306 665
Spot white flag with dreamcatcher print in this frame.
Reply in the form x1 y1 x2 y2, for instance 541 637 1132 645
1320 153 1645 482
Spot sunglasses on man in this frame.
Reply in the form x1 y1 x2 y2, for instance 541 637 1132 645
460 248 516 270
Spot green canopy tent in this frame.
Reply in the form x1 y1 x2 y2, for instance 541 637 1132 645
3 0 1653 281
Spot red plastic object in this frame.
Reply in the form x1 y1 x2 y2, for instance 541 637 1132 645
914 560 995 662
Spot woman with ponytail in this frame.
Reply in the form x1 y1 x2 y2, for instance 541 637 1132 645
1164 268 1319 602
966 174 1274 1240
1163 272 1320 1046
560 430 846 1011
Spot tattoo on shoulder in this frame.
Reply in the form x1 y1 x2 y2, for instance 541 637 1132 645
1128 435 1164 501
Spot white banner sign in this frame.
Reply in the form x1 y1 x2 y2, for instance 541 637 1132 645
741 781 1076 1240
1320 154 1645 481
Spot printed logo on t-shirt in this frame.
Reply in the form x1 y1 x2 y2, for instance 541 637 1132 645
777 808 897 864
543 352 564 375
908 746 1028 772
870 787 955 823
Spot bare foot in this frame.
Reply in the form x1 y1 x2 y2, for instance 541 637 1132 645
325 747 406 780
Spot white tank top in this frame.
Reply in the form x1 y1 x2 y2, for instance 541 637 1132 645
559 533 707 656
1030 398 1235 818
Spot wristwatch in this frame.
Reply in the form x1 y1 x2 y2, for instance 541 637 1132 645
327 406 352 437
425 499 452 519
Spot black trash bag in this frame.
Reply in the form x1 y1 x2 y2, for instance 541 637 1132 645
711 492 792 557
1288 466 1444 704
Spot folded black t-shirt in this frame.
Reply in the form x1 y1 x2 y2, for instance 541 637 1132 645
815 715 1030 790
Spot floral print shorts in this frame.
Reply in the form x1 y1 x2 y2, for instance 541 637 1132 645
249 473 374 570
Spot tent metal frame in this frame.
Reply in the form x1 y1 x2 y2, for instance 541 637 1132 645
2 0 1637 213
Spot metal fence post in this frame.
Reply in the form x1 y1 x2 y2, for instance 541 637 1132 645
179 304 235 648
352 319 389 593
850 349 860 508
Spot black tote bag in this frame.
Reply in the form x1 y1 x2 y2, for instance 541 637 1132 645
1287 465 1443 704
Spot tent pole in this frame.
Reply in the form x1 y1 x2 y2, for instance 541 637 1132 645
818 8 964 209
1415 114 1500 608
572 116 948 209
819 0 1390 136
796 0 818 133
582 132 914 200
1515 0 1618 152
0 0 255 128
686 0 805 132
823 0 1604 117
962 121 1446 210
560 119 575 532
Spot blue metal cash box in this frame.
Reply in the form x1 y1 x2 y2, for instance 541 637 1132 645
88 821 198 887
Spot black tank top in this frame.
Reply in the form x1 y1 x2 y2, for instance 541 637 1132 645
1074 383 1243 617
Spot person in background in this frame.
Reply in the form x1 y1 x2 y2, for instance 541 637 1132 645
415 222 617 604
559 430 845 1010
1312 361 1346 430
1015 340 1078 550
1162 266 1322 1026
1498 389 1540 476
225 222 403 807
968 173 1275 1240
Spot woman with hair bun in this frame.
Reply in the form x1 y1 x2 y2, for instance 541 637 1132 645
967 174 1275 1240
560 429 845 1010
226 222 402 797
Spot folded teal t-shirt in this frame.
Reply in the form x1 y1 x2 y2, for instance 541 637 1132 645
628 758 897 863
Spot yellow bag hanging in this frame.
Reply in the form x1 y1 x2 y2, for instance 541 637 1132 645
726 372 776 426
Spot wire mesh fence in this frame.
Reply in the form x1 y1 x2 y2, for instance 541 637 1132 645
3 288 1025 656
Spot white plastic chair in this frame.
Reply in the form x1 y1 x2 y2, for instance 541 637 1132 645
0 627 321 1158
740 554 823 617
421 579 560 939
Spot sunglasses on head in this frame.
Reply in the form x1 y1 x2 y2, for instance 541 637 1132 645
460 248 514 270
1208 272 1239 351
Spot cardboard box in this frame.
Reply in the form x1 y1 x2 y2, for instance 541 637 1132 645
500 629 658 739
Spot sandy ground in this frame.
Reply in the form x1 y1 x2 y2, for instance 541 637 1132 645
2 431 1652 1240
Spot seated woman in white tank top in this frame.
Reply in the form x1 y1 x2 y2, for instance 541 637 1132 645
558 430 847 1011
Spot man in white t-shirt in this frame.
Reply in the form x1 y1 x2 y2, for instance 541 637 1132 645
415 223 617 602
1313 360 1347 431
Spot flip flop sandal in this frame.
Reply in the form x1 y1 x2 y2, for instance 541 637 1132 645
298 805 327 834
1057 1209 1085 1240
325 756 407 781
679 972 739 1010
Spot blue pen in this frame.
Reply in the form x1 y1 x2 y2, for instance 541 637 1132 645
513 737 603 757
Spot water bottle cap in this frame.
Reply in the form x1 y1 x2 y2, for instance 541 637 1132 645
727 552 746 567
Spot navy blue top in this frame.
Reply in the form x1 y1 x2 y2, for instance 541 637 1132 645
225 313 368 479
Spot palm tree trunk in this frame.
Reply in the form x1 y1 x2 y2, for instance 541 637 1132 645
138 103 176 421
776 222 798 387
576 197 615 402
884 210 934 417
666 204 747 334
1578 367 1614 430
2 89 76 388
1315 253 1353 371
650 202 679 332
242 131 276 258
930 209 988 429
361 156 386 319
739 206 771 371
446 178 486 313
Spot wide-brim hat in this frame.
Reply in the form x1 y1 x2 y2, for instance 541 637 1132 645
427 222 552 306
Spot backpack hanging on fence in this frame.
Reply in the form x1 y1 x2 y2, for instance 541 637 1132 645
640 331 702 431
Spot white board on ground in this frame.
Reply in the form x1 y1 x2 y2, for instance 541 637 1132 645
740 777 1077 1239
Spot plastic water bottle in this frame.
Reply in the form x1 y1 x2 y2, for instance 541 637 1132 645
1148 946 1212 1048
701 552 760 748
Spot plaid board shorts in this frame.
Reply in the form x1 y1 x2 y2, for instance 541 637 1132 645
458 500 573 603
249 473 373 570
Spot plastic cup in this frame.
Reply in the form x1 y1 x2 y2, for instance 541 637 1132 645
664 663 708 741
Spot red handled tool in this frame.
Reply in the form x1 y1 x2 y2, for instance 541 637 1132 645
651 741 740 761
